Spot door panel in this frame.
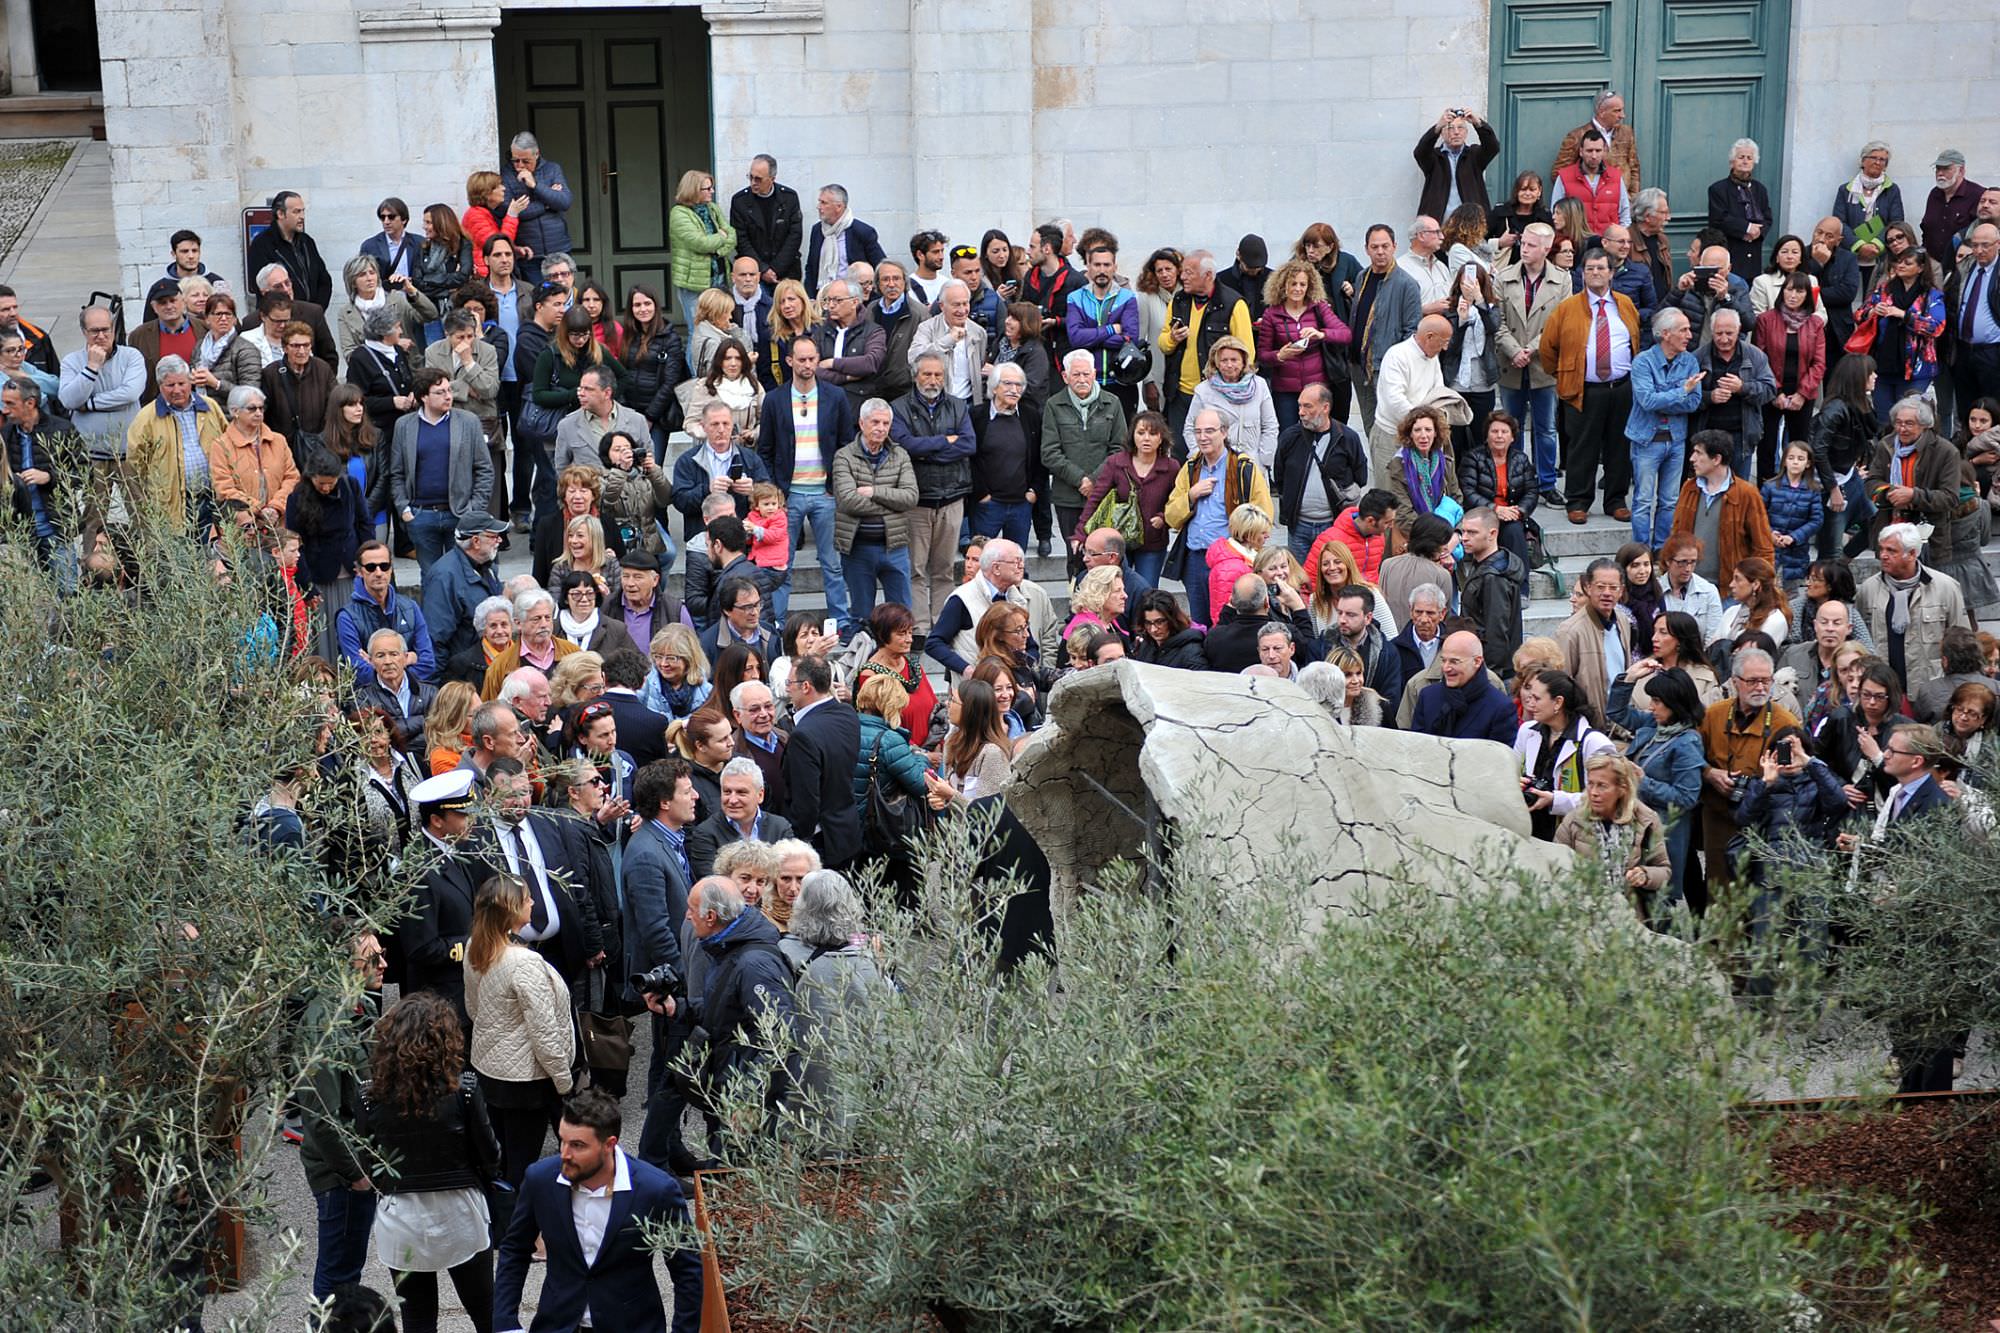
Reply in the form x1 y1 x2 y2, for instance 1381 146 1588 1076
495 9 714 312
1490 0 1790 259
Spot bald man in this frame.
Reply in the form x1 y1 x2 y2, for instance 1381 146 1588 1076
1673 244 1754 346
1806 215 1863 355
1368 313 1456 485
1407 630 1518 743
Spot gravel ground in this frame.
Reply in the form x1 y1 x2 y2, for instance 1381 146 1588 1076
0 140 75 267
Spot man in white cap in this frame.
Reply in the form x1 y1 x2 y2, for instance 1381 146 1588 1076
394 768 495 1025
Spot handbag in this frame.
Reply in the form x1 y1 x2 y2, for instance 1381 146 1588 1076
517 397 565 444
1844 311 1878 356
1085 480 1143 549
862 733 926 857
577 970 634 1072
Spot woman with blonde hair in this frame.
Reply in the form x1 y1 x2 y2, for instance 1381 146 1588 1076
337 254 436 360
1182 334 1279 469
1204 502 1273 628
667 167 737 363
1064 563 1131 641
1325 645 1384 726
1306 538 1394 640
1555 753 1672 920
1510 636 1567 722
1254 258 1347 432
464 871 574 1198
549 513 621 596
686 287 744 388
548 649 607 713
760 279 815 388
424 680 482 775
1253 546 1308 598
641 622 713 720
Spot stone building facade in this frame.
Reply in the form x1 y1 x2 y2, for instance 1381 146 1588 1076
89 0 1999 309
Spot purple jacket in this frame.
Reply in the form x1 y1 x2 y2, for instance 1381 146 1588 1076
1063 284 1141 381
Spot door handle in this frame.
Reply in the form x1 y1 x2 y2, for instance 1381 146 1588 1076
600 162 618 192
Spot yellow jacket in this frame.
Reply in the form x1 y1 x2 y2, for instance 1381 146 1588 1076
125 393 230 534
1163 447 1273 532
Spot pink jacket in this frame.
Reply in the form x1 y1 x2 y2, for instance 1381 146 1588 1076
1205 538 1259 623
1254 301 1350 396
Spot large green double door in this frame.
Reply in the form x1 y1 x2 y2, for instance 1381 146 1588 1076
1489 0 1792 257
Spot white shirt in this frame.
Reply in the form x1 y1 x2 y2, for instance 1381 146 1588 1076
1582 291 1634 381
945 330 975 401
496 818 562 942
569 1147 634 1328
243 326 282 367
792 694 830 727
1397 251 1451 309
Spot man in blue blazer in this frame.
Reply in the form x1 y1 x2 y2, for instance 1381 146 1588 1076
803 184 885 296
623 757 705 1174
495 1088 702 1333
754 336 857 633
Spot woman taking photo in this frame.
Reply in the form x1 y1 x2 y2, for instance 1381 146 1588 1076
1456 409 1537 567
1182 335 1278 469
1514 667 1616 841
464 874 574 1198
1078 410 1177 588
619 285 688 452
1555 754 1672 920
359 992 500 1333
1622 667 1707 910
1864 247 1945 419
769 611 844 710
1254 259 1348 433
858 602 936 748
284 443 375 662
1440 262 1500 456
667 168 737 362
1610 610 1722 728
1386 405 1461 535
1751 272 1826 477
1131 589 1208 670
598 429 673 559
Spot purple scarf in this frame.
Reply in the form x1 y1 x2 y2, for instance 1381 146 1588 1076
1400 447 1446 510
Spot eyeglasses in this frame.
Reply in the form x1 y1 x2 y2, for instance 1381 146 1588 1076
1736 676 1773 688
359 560 393 572
1884 746 1919 757
1857 689 1892 703
653 652 687 664
1668 556 1698 567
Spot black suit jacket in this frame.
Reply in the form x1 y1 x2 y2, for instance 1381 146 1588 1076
1944 256 2000 362
394 842 495 1017
507 812 594 985
602 689 669 769
780 698 863 867
1706 176 1774 278
686 807 796 880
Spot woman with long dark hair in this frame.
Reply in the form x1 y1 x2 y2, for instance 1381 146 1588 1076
1486 170 1551 265
1617 541 1665 648
935 677 1013 806
1809 354 1878 558
324 381 388 528
1622 667 1707 910
360 992 500 1333
619 283 688 453
1440 261 1500 455
1864 247 1945 419
415 204 472 329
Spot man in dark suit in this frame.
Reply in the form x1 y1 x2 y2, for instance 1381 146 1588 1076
755 336 858 634
729 155 803 288
495 1087 702 1333
487 758 592 988
393 770 495 1025
778 654 863 869
803 183 885 297
624 758 705 1174
600 649 669 769
1946 221 2000 426
686 756 795 879
730 680 786 811
1390 583 1450 686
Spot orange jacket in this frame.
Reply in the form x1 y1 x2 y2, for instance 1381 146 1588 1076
1539 289 1640 410
212 423 300 518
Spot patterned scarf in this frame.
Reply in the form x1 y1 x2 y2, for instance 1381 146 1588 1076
1845 172 1891 221
1400 447 1446 510
1207 372 1259 406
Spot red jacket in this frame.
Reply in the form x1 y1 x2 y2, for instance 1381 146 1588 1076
1308 507 1388 584
1554 163 1625 236
1750 310 1827 401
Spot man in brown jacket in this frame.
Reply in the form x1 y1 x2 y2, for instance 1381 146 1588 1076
1554 558 1634 736
1866 396 1961 549
1668 431 1773 589
1551 91 1642 197
1542 251 1641 523
1696 647 1798 911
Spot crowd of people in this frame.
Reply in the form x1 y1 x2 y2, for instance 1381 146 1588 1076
8 110 2000 1329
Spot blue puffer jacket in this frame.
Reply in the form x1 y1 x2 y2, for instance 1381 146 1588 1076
854 711 931 807
1759 477 1823 583
1735 758 1850 869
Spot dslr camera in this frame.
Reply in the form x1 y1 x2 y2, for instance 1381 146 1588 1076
629 961 685 1001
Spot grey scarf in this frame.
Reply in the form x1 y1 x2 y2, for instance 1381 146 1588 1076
1884 570 1923 635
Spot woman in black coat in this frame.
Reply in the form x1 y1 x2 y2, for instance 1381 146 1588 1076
286 443 377 662
620 286 690 453
1456 408 1539 567
344 308 418 444
1131 589 1210 670
1708 139 1775 277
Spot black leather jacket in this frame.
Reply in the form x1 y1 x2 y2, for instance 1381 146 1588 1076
358 1070 500 1194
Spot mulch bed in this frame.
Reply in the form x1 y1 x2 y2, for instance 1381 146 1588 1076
1766 1096 2000 1330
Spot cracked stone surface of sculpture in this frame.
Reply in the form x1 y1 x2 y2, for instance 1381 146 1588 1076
1006 660 1576 925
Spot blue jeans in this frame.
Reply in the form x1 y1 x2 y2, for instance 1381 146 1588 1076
1131 548 1166 590
1817 471 1873 559
1272 390 1301 435
677 288 705 372
1286 515 1333 564
781 488 852 632
1503 383 1559 490
842 541 912 622
970 499 1032 547
1628 436 1684 550
407 508 456 580
1184 546 1214 626
312 1185 377 1301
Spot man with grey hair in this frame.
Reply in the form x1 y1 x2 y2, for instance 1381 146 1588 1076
1495 223 1566 501
498 665 553 737
392 366 492 575
1632 187 1675 303
123 353 227 538
1691 306 1775 479
422 510 507 660
729 152 804 288
1921 147 1982 273
672 399 767 532
730 680 786 805
1698 644 1797 909
1391 581 1451 681
355 627 436 743
1396 215 1451 316
1856 521 1973 697
1866 396 1958 541
810 277 886 410
1553 88 1641 197
927 535 1058 674
1672 243 1754 346
908 279 988 406
57 303 146 469
971 362 1038 549
502 131 573 283
553 362 649 471
1708 138 1772 275
1947 220 2000 418
806 183 884 297
1625 306 1706 548
2 372 79 569
894 353 976 632
1157 248 1254 437
687 756 795 879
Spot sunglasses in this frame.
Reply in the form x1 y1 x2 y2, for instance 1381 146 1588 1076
950 246 979 261
359 560 393 572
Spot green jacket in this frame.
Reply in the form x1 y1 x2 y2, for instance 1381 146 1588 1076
669 204 737 294
297 989 379 1196
1039 390 1128 510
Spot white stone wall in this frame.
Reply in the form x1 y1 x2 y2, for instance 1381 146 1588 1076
1779 0 2000 241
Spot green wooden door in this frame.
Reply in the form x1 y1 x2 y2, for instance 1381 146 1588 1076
1489 0 1791 258
494 10 714 311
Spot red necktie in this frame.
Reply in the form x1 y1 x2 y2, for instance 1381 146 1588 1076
1592 297 1611 381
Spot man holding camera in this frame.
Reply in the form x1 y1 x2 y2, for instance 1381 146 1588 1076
625 757 706 1176
1697 647 1798 913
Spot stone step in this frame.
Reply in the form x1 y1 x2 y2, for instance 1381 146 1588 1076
1536 512 1644 559
0 96 103 141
